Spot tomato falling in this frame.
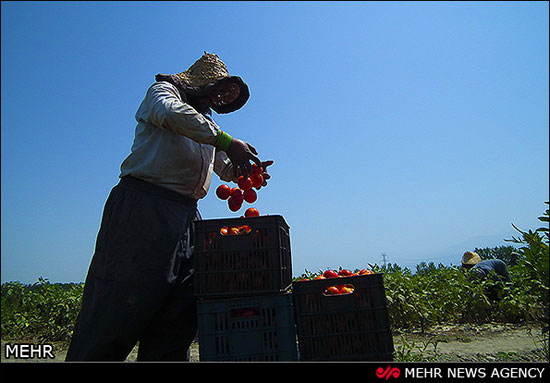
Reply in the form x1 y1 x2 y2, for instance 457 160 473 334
216 165 267 214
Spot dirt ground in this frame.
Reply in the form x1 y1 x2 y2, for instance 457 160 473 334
1 322 547 362
392 322 548 362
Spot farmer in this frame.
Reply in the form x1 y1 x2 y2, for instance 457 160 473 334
461 251 511 282
510 251 519 266
461 251 511 301
66 52 273 361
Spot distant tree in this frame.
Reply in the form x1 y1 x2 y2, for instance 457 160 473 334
378 262 413 275
415 261 435 275
473 245 521 265
415 261 449 276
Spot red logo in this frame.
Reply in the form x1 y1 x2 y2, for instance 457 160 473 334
376 365 401 380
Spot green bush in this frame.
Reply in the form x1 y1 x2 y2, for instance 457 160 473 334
505 202 549 327
507 204 549 305
1 277 83 342
381 263 544 329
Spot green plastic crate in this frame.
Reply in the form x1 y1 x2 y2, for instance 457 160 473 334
197 293 298 361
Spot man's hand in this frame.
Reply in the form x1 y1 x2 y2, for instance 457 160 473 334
256 160 274 190
225 138 262 178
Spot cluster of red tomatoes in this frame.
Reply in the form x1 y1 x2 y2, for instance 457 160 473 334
301 268 375 281
220 225 252 236
216 164 264 214
299 268 374 295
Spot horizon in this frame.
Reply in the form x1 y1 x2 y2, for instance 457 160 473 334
2 232 524 284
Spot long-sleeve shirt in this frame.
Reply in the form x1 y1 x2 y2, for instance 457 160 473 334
119 81 237 199
473 259 511 282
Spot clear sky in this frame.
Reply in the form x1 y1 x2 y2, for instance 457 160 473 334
1 1 548 284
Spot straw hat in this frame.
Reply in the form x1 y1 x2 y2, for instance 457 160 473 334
172 52 249 114
461 251 482 266
175 52 230 88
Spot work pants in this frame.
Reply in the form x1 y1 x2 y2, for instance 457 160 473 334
66 176 199 361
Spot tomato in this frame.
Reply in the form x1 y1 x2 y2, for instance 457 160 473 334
314 275 326 280
325 286 339 295
228 188 243 211
243 188 257 203
229 227 240 235
300 278 310 282
359 269 374 275
230 187 243 200
339 286 354 294
238 225 251 235
216 184 231 200
326 286 339 295
250 173 263 189
228 196 243 212
251 163 263 175
220 226 229 235
237 176 253 191
338 269 353 277
323 269 339 279
234 308 258 318
244 207 260 217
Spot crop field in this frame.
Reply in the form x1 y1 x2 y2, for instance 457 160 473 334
2 205 548 362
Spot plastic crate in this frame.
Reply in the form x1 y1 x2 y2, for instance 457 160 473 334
192 215 292 298
197 293 298 361
292 273 394 361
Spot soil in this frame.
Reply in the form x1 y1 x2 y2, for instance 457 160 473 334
392 322 548 362
1 323 547 362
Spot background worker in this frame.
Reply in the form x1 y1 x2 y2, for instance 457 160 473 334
461 251 511 301
461 251 511 282
66 52 272 361
509 251 519 266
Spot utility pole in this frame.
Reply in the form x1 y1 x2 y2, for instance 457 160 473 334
381 253 388 268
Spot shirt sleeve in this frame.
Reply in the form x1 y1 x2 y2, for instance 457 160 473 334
142 82 220 145
493 260 511 282
214 150 238 182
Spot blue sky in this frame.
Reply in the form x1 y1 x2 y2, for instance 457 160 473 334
1 1 548 284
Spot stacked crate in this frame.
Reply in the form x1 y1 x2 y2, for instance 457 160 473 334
192 215 297 361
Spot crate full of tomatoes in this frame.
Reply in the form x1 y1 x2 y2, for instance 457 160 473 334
197 293 298 361
292 268 394 361
192 215 292 298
